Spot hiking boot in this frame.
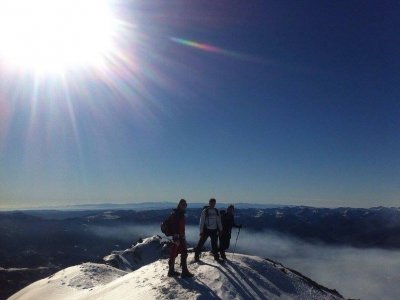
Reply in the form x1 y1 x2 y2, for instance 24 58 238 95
168 270 180 277
168 259 180 277
181 270 194 278
181 256 193 277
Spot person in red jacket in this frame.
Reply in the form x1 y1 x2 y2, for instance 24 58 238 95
168 199 194 278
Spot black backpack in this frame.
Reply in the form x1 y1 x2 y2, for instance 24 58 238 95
160 211 176 236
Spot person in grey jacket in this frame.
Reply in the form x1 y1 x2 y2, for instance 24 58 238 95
194 198 223 262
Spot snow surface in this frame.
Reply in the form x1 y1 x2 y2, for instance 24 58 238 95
10 236 344 300
103 236 169 271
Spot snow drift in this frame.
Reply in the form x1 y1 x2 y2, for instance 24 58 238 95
10 236 344 300
103 235 170 271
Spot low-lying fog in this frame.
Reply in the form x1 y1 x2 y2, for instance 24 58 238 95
90 224 400 300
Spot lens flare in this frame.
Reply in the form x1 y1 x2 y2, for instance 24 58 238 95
170 37 268 64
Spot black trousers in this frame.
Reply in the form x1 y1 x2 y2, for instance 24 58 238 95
219 233 231 251
194 229 219 259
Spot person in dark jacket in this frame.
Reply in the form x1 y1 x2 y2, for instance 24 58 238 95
168 199 194 277
219 204 242 260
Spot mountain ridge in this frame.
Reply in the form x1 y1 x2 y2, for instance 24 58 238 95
10 236 344 300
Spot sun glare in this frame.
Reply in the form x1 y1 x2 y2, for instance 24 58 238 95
0 0 118 73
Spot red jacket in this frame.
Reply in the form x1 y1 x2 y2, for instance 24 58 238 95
173 209 185 239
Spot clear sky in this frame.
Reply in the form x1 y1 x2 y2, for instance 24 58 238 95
0 0 399 209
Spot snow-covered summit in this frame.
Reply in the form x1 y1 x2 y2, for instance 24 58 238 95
10 236 344 300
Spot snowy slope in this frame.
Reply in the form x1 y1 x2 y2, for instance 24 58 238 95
10 236 344 300
103 236 170 271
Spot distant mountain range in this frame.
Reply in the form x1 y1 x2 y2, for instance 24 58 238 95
2 201 291 212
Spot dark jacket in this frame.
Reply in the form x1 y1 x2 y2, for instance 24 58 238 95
221 212 240 236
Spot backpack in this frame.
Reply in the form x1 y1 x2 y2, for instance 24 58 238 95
160 212 176 236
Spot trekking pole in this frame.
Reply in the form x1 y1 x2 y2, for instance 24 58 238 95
231 227 241 260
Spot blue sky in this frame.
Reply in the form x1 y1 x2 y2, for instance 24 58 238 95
0 0 399 208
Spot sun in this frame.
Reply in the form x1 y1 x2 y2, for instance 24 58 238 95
0 0 119 74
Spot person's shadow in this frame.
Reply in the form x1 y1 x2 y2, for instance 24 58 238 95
173 257 297 300
175 276 222 300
